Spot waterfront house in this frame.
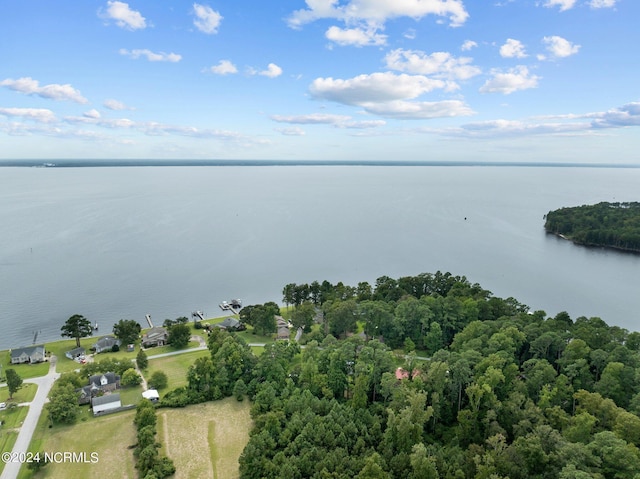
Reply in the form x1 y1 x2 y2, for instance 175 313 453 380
213 317 245 331
92 336 121 353
141 326 168 348
10 345 45 364
65 347 85 360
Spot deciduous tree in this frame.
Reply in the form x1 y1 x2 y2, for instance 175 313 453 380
113 319 142 345
6 368 22 399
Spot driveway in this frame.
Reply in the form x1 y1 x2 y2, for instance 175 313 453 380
1 357 60 479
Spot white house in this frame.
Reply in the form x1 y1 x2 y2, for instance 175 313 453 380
10 345 46 364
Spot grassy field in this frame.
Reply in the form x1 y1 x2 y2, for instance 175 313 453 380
0 405 30 475
13 398 251 479
158 398 252 479
146 349 211 390
18 409 137 479
0 430 18 476
0 383 38 403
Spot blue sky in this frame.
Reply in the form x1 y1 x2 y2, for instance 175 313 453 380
0 0 638 162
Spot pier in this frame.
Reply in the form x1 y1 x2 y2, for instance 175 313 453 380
145 314 154 328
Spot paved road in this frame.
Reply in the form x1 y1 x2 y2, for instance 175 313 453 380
1 357 60 479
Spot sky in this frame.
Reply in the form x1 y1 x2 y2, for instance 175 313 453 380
0 0 638 162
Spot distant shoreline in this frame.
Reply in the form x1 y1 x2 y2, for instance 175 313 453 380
547 231 640 255
2 159 640 168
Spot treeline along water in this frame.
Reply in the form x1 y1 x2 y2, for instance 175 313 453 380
0 165 639 350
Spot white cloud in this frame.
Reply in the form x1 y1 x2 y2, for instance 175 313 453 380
480 66 540 94
119 49 182 62
461 40 477 51
192 3 223 34
542 36 580 59
433 102 640 139
589 0 616 7
542 0 577 11
100 1 147 30
275 127 306 136
0 107 57 123
500 39 527 58
0 77 88 103
83 109 101 119
104 99 134 110
309 72 473 119
259 63 283 78
271 112 386 128
208 60 238 75
325 25 387 46
287 0 469 29
363 100 474 119
384 49 481 82
404 29 416 40
310 72 446 105
272 113 353 124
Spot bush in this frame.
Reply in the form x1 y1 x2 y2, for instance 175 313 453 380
148 371 168 390
122 368 142 387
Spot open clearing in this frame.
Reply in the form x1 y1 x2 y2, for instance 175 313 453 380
27 410 137 479
158 398 252 479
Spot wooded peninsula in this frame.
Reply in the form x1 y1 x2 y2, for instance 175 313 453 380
544 201 640 252
189 273 639 478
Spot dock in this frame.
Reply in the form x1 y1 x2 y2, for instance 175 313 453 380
219 299 242 312
145 314 154 328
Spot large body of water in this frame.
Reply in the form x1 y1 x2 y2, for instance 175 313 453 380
1 165 639 350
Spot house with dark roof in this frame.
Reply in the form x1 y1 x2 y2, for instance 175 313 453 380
141 326 168 348
276 316 290 341
65 347 85 360
10 345 45 364
213 317 245 331
92 336 121 353
92 393 121 415
77 372 121 405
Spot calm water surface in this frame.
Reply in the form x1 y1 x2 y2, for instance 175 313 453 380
1 166 639 349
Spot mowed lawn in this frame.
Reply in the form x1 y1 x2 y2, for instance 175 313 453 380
158 398 252 479
28 410 137 479
146 349 210 390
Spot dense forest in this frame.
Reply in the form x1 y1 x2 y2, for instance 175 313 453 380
161 272 640 478
545 202 640 252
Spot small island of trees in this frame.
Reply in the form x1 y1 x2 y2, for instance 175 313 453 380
545 201 640 252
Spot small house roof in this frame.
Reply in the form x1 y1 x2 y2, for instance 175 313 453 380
142 326 167 340
142 389 160 400
214 317 240 329
92 393 121 407
89 372 120 387
10 345 45 358
93 336 120 348
66 346 85 355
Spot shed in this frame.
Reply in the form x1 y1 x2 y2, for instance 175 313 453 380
142 389 160 402
92 393 121 415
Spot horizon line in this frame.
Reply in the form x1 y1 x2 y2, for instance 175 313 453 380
2 159 640 168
